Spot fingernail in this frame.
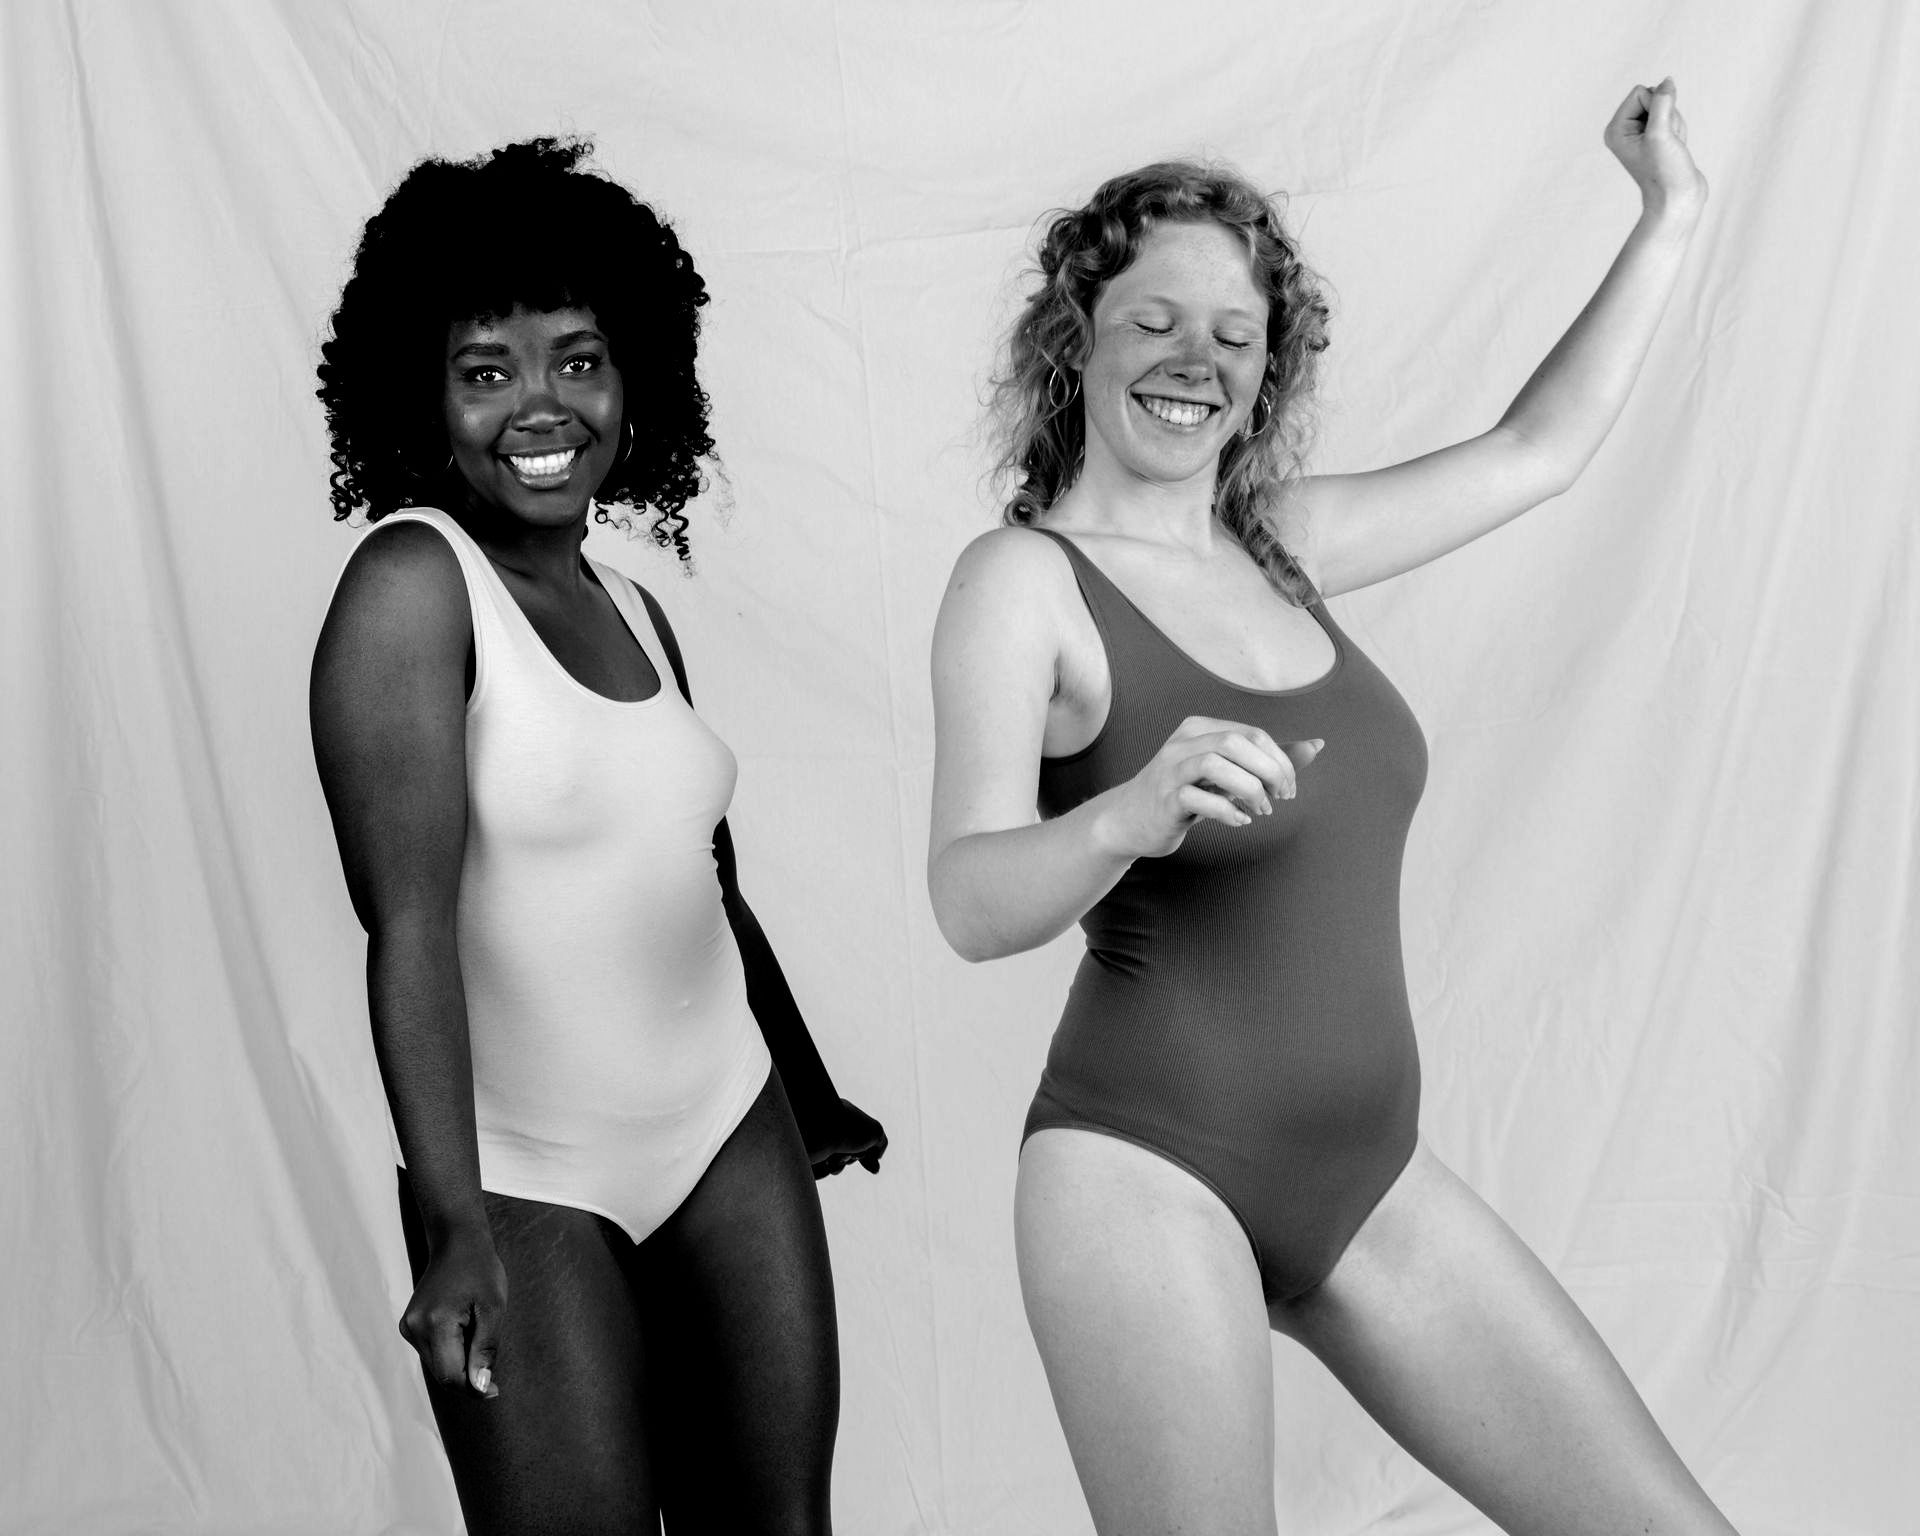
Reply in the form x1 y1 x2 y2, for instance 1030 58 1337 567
1234 811 1252 826
1260 798 1274 816
472 1366 491 1394
1283 785 1296 800
1311 739 1324 750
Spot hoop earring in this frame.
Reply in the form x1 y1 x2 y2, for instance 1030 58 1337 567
611 419 635 472
1047 367 1079 413
1243 388 1275 439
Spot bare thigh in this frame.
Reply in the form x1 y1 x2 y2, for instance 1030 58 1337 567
1016 1128 1279 1536
634 1070 839 1536
395 1074 837 1536
397 1175 657 1536
1272 1141 1738 1536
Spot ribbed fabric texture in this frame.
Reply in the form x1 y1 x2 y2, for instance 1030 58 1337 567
1025 527 1427 1300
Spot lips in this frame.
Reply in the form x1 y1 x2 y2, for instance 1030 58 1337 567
1133 393 1220 429
501 446 581 487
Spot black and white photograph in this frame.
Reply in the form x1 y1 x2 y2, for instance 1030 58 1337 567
3 2 1914 1532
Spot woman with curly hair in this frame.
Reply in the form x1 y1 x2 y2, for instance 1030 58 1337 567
929 83 1738 1533
310 138 881 1534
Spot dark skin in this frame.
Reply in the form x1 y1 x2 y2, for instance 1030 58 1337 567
311 304 882 1400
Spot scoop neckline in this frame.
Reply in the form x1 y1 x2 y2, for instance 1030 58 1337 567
412 508 668 708
1041 526 1344 698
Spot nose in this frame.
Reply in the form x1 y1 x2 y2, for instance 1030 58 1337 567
509 373 571 433
1164 332 1216 381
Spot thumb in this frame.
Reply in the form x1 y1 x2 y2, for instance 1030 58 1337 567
467 1303 502 1399
1649 78 1676 134
1282 738 1325 772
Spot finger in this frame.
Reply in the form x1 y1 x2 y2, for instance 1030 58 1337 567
1176 780 1253 827
1607 83 1651 137
1199 729 1291 800
1173 714 1252 743
858 1147 883 1173
1190 753 1275 812
412 1306 470 1390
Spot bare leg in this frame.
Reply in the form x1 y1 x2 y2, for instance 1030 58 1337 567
1273 1142 1739 1536
1016 1128 1280 1536
396 1174 659 1535
636 1071 839 1536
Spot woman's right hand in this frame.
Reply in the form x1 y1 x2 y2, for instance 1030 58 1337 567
399 1226 508 1399
1098 716 1323 859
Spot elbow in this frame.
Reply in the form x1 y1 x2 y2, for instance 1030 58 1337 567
926 858 1006 964
1537 454 1585 501
1502 423 1588 500
927 888 997 964
948 929 1002 965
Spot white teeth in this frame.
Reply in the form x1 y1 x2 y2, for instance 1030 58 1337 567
1137 396 1216 427
507 448 578 476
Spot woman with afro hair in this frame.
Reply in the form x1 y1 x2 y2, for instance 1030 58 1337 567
929 83 1740 1533
310 138 882 1533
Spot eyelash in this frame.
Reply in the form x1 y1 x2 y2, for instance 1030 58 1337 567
1133 322 1255 350
460 354 599 385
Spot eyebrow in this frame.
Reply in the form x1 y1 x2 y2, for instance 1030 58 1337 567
1128 294 1267 325
447 328 608 362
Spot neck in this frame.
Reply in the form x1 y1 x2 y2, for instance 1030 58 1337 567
447 491 592 588
1050 442 1222 552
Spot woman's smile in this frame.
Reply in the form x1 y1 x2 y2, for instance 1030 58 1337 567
443 304 623 525
501 444 584 489
1130 392 1221 430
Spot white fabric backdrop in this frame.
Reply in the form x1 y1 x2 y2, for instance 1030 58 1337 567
4 1 1915 1531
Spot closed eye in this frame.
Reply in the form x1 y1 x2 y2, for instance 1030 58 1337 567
1133 322 1172 336
1217 336 1256 350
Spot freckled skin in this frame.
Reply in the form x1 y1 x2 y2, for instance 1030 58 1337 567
1078 221 1271 497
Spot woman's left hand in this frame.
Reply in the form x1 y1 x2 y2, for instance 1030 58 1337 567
808 1097 888 1178
1605 77 1708 216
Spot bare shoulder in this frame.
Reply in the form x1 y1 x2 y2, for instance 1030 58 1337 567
319 516 471 661
940 523 1076 622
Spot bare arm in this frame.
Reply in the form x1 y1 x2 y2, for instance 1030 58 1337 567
1304 78 1709 599
309 520 502 1397
928 529 1302 961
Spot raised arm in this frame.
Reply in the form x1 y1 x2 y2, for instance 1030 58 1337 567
310 521 503 1399
928 529 1303 961
1302 78 1709 599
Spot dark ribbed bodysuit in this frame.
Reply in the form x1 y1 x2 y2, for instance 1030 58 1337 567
1023 528 1429 1302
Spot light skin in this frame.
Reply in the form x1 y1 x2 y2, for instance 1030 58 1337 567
931 81 1735 1533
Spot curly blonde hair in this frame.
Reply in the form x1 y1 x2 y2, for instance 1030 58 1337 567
990 161 1330 603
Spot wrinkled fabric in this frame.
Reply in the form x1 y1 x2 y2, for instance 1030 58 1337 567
2 2 1914 1532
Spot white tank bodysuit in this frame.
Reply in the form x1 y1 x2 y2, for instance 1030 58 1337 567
361 507 772 1243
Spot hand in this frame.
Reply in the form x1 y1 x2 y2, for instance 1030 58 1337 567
1605 77 1707 217
1100 715 1324 860
397 1226 507 1399
808 1097 888 1178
